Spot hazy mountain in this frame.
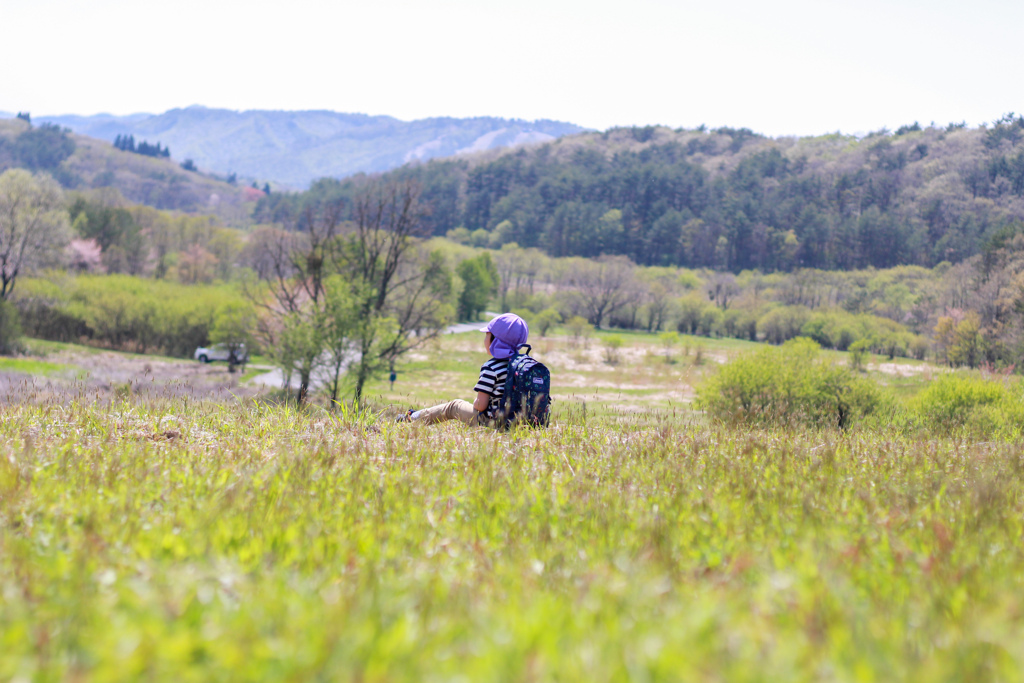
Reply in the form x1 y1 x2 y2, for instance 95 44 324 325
34 107 588 188
0 117 255 226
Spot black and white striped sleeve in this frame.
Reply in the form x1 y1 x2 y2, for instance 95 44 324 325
474 362 500 395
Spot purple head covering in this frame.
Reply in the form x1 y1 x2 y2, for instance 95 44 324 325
480 313 529 359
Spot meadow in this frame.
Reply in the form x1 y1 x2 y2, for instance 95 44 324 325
2 330 1023 681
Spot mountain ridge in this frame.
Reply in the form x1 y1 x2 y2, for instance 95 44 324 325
278 118 1024 271
0 117 256 226
27 106 588 188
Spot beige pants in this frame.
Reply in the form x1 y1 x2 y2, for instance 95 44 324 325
416 399 481 426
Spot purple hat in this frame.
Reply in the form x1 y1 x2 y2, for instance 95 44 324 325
480 313 529 359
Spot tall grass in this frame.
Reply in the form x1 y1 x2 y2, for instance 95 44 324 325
2 393 1024 679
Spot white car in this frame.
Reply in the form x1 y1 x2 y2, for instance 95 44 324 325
194 343 249 364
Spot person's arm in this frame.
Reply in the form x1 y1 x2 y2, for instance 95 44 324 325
473 363 498 413
473 391 490 412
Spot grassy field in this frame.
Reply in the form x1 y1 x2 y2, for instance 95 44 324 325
368 328 934 420
2 330 1021 680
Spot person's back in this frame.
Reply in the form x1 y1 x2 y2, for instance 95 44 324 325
475 355 510 421
398 313 528 426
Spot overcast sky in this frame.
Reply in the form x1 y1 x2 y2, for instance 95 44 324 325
2 0 1021 136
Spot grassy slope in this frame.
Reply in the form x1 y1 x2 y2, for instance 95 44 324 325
1 345 1021 678
0 118 256 226
64 135 256 226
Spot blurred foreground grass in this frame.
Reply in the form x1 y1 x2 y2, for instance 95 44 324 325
2 395 1024 681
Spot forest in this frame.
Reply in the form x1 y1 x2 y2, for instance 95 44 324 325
4 116 1024 393
255 116 1024 272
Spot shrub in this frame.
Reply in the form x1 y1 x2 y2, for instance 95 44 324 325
757 306 810 344
696 307 723 337
658 331 679 363
566 316 592 346
909 336 929 361
603 335 624 364
0 300 23 355
835 326 857 351
800 314 835 348
911 373 1024 436
849 338 872 371
675 296 705 335
698 338 885 428
798 309 913 354
722 308 758 341
692 342 705 366
533 308 561 337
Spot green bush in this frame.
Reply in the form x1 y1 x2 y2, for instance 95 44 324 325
909 336 930 360
848 338 872 371
721 308 758 341
696 307 723 337
566 315 592 345
0 300 23 355
533 307 561 337
799 309 913 355
698 338 886 428
675 295 706 335
911 373 1024 436
603 335 624 364
14 275 254 358
758 306 811 344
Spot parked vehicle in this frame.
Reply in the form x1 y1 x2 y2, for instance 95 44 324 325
193 344 249 364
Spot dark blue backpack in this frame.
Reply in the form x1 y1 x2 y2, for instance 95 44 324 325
495 344 551 429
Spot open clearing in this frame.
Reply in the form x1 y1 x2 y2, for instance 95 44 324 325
2 331 1021 680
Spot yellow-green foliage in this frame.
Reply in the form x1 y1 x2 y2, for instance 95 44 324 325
911 373 1024 437
800 308 911 352
2 398 1024 679
699 338 886 428
15 274 253 357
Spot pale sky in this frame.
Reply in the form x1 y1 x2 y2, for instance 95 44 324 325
3 0 1021 136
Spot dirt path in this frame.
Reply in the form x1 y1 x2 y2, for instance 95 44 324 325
7 347 265 403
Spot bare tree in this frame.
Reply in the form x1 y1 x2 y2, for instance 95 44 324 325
494 243 546 310
0 169 71 298
705 272 739 310
342 180 453 402
494 243 524 311
243 206 342 403
569 255 636 329
243 179 453 404
643 281 672 332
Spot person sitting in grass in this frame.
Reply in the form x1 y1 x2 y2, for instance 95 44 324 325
398 313 529 425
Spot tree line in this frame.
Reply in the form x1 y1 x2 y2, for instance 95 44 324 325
1 169 459 404
114 134 171 158
0 122 76 179
256 117 1024 273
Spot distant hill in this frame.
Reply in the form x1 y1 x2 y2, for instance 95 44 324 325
32 107 588 188
272 118 1024 271
0 118 255 226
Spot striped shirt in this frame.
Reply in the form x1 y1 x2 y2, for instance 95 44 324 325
474 357 510 418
